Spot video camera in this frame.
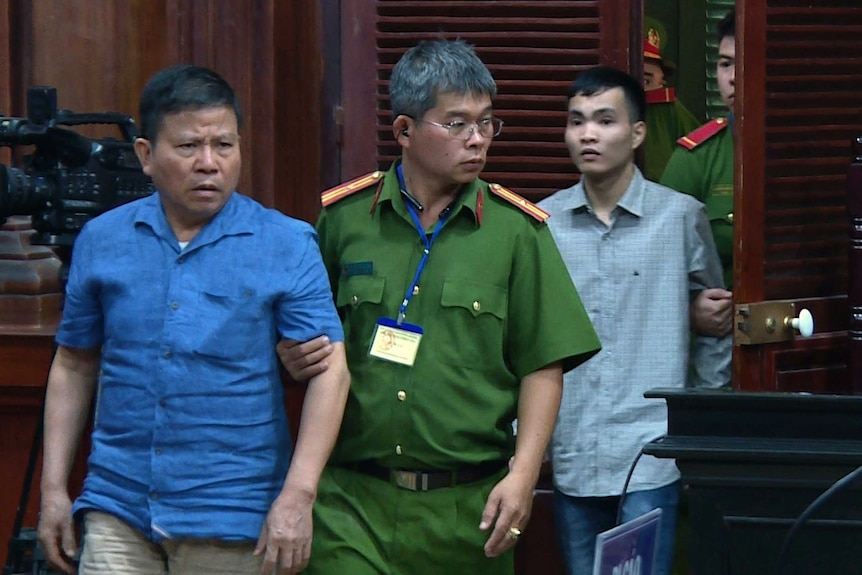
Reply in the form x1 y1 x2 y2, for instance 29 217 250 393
0 86 154 248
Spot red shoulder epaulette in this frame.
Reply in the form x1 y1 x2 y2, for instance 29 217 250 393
321 171 384 207
645 87 676 105
676 118 729 151
488 183 549 222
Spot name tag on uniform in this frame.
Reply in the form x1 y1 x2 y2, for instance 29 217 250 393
369 318 423 366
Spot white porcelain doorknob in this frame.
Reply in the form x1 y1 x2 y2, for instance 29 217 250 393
788 308 814 338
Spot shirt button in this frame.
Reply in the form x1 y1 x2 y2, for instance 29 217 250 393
164 350 172 359
472 300 481 312
159 400 167 407
727 212 734 223
155 448 162 455
149 492 159 500
395 444 402 455
412 285 420 296
170 301 179 310
351 295 359 305
397 390 407 401
177 257 184 264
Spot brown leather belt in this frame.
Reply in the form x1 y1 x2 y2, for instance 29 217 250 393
349 459 507 491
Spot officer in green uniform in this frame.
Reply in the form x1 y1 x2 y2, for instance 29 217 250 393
661 11 736 337
278 39 600 575
661 117 733 287
642 18 701 182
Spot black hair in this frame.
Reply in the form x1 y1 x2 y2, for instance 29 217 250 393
566 66 646 124
717 11 736 43
138 64 242 142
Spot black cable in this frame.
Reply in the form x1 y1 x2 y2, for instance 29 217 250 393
615 434 666 526
773 461 862 575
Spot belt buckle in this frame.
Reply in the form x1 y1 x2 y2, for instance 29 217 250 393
393 470 419 491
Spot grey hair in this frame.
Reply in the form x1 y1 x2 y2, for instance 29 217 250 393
389 39 497 119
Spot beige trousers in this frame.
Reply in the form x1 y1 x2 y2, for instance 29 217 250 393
79 511 263 575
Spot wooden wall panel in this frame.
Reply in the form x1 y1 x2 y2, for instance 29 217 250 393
3 0 323 223
0 1 12 126
15 1 166 139
0 331 89 570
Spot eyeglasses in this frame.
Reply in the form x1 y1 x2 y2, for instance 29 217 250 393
413 117 504 140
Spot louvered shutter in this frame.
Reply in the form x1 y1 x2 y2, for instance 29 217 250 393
342 1 633 203
735 0 862 391
741 1 862 302
705 0 736 119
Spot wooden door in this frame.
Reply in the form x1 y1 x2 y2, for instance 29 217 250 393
338 0 639 201
733 0 862 392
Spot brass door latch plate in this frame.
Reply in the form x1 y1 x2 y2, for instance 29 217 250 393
734 301 808 345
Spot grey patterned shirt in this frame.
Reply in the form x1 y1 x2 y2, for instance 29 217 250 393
538 167 730 497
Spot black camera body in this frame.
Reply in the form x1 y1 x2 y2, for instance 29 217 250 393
0 86 154 247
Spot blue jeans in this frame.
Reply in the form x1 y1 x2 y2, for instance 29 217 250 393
553 481 680 575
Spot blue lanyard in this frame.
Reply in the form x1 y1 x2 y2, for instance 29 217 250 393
396 165 450 324
398 201 447 324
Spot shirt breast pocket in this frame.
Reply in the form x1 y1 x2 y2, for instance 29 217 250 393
195 283 269 361
439 280 507 369
337 275 386 351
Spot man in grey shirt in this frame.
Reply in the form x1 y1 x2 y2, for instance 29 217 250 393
538 66 730 575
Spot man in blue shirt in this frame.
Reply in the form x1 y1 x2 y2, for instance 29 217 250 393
36 64 349 575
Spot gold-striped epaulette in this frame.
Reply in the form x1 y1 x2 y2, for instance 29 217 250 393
676 118 729 151
488 183 549 222
645 87 675 105
321 171 384 207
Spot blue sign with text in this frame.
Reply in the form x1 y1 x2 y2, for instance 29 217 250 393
593 508 662 575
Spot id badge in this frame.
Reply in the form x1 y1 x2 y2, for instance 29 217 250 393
368 317 424 366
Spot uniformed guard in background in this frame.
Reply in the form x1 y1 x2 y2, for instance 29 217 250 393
642 17 701 182
661 11 736 338
277 39 600 575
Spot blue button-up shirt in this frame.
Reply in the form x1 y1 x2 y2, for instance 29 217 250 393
58 191 343 541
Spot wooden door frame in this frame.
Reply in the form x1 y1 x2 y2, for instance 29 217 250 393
733 0 853 391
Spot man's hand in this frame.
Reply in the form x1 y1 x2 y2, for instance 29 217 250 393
37 489 78 574
691 288 733 337
277 336 334 381
478 471 534 558
255 488 315 575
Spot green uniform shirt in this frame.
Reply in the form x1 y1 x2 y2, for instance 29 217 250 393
317 160 600 470
643 98 701 182
660 123 734 287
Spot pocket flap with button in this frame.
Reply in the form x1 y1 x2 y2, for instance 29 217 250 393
705 191 734 225
336 275 386 308
440 280 507 319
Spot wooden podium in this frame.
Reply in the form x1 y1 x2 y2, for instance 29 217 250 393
643 388 862 575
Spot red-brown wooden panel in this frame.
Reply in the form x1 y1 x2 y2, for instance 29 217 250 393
734 0 862 392
0 330 87 569
340 0 638 203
